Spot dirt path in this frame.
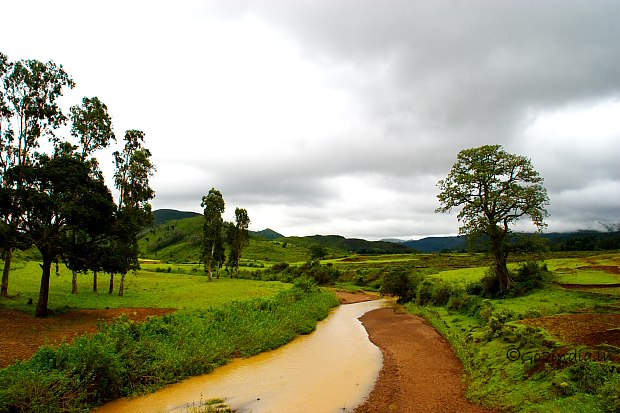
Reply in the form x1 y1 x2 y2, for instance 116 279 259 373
0 308 176 369
353 307 498 413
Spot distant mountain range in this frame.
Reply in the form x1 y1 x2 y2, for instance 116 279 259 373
384 230 620 253
153 210 619 254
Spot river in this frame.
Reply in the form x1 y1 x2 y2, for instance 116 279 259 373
94 299 392 413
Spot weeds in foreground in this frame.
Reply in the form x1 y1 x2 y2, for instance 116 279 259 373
184 397 234 413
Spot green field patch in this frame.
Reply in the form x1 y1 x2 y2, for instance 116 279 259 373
433 266 487 284
492 286 610 317
555 268 620 285
585 287 620 296
0 260 290 315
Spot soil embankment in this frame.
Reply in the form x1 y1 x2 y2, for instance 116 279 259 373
350 304 498 412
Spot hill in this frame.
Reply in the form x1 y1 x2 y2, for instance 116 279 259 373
391 230 620 253
305 235 418 255
400 235 468 253
152 209 200 227
251 228 284 240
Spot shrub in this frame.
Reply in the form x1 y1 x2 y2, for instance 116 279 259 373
600 372 620 413
431 280 453 306
481 267 503 297
293 275 318 293
510 261 553 296
380 268 422 303
569 361 616 394
447 292 477 312
415 279 435 306
271 262 290 272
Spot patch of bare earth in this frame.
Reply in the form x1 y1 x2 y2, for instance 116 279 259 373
354 308 499 413
0 308 176 369
521 313 620 350
333 290 380 304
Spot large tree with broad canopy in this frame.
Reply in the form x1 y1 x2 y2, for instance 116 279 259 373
436 144 549 290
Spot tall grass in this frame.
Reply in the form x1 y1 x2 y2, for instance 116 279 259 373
0 288 340 412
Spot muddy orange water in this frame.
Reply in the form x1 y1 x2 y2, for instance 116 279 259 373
93 299 393 413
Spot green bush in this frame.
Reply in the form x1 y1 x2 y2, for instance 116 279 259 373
569 361 616 394
293 275 318 292
415 279 435 305
380 268 422 303
600 372 620 413
431 280 453 305
510 261 553 296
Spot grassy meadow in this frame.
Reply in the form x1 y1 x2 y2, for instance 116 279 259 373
0 259 291 315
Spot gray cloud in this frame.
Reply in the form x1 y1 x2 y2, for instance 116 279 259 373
4 0 618 239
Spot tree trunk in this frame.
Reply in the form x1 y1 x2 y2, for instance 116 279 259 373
491 236 513 290
72 271 78 294
207 265 213 282
109 273 114 294
93 270 98 293
35 255 53 317
119 272 126 296
1 248 12 297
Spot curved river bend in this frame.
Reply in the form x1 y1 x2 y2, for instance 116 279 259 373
94 299 391 413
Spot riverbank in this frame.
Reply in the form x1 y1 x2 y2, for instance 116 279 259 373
353 307 498 413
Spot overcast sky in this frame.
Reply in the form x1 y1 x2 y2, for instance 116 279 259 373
2 0 619 240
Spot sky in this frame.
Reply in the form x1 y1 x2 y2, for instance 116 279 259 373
2 0 619 240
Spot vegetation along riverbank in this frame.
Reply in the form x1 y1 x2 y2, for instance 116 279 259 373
0 272 338 412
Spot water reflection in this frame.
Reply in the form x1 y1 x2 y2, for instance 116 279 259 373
94 299 391 413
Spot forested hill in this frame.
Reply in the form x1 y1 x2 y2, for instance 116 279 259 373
252 228 284 240
304 235 418 254
153 209 200 227
391 230 620 253
398 235 468 253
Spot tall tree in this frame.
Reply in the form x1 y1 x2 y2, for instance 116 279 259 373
227 207 250 278
65 96 115 293
201 189 225 282
436 145 549 290
0 55 74 297
113 130 155 296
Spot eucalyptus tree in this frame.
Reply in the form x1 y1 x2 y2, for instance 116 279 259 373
436 145 549 291
112 130 155 296
0 55 74 297
64 97 115 293
201 188 225 282
227 208 250 278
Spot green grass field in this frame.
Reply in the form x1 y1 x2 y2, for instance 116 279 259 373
0 260 291 315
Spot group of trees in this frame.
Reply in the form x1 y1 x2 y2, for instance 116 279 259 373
0 52 155 316
201 189 250 281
